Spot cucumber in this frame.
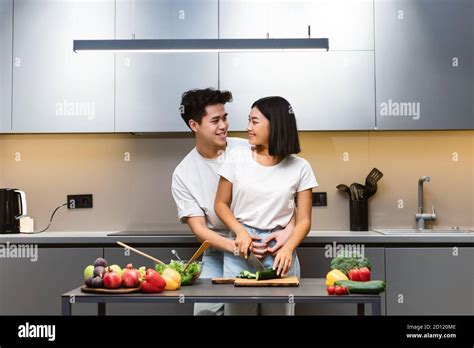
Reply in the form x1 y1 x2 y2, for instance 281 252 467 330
256 268 280 281
334 280 386 294
236 270 256 279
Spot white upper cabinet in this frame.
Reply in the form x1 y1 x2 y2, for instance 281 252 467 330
0 0 12 132
12 0 115 132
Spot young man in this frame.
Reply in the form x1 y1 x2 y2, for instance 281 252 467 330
171 88 293 316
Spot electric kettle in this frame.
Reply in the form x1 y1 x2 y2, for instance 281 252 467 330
0 188 27 234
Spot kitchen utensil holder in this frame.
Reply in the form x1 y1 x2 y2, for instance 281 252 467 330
349 200 368 231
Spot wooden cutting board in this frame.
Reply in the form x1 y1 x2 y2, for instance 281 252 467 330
212 277 299 287
81 286 141 294
212 278 236 284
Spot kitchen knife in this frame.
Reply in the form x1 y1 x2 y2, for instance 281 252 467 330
246 251 265 272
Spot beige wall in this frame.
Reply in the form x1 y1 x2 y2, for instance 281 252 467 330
0 131 472 232
298 131 473 230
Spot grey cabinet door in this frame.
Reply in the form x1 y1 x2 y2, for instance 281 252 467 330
219 0 374 51
115 0 218 132
116 0 218 40
104 247 197 315
220 51 375 131
296 247 385 315
115 53 218 132
386 248 474 315
0 0 12 132
0 247 101 315
12 0 115 133
375 0 474 130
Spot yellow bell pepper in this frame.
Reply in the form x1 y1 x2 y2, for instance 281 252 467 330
326 269 348 286
162 268 181 291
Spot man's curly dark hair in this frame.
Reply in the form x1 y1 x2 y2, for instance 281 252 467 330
180 88 233 130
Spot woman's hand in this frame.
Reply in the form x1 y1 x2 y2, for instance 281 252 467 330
234 231 253 259
251 236 267 259
273 246 294 276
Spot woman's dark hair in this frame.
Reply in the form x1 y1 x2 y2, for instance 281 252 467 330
180 88 233 129
251 96 301 158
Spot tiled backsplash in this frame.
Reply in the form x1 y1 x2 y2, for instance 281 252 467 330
0 131 472 232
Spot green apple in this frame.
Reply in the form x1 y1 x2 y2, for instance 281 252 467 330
83 265 94 280
109 264 123 276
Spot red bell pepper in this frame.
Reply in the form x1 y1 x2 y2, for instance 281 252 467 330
140 269 166 293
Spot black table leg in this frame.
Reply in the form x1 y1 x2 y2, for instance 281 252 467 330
371 299 382 316
98 302 106 316
61 297 71 316
357 303 365 316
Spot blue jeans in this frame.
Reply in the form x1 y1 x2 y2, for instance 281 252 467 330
193 247 225 316
223 224 300 315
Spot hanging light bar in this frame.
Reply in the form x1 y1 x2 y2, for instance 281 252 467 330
73 38 329 53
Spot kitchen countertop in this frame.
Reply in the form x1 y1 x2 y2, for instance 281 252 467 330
61 278 382 316
0 230 472 245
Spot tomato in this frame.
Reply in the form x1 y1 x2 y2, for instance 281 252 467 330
358 267 371 281
327 285 335 295
335 285 348 295
348 268 361 281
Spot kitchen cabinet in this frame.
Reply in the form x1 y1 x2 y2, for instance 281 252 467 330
220 51 375 131
0 0 12 132
375 0 474 130
385 248 474 315
116 0 218 40
12 0 115 132
295 247 385 315
219 0 374 51
0 246 101 315
115 54 218 132
115 0 218 132
104 247 196 315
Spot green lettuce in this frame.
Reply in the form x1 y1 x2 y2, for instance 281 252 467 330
155 260 202 286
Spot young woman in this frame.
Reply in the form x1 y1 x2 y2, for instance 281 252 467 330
214 96 318 315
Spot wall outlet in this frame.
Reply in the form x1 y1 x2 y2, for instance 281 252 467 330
312 192 327 207
67 194 93 209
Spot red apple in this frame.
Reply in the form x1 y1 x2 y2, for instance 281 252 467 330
103 269 122 289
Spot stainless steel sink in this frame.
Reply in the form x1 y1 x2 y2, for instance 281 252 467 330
373 228 474 236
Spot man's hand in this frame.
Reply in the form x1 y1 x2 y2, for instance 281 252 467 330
265 227 293 255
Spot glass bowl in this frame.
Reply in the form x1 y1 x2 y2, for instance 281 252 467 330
170 260 204 286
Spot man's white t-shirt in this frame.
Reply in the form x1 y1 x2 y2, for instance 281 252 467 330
171 137 250 232
218 147 318 230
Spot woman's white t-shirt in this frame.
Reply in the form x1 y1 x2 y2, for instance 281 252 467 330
218 147 318 230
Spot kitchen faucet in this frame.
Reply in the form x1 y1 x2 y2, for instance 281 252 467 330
415 176 437 229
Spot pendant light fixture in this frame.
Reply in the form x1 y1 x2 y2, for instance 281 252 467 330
73 37 329 53
73 0 328 53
